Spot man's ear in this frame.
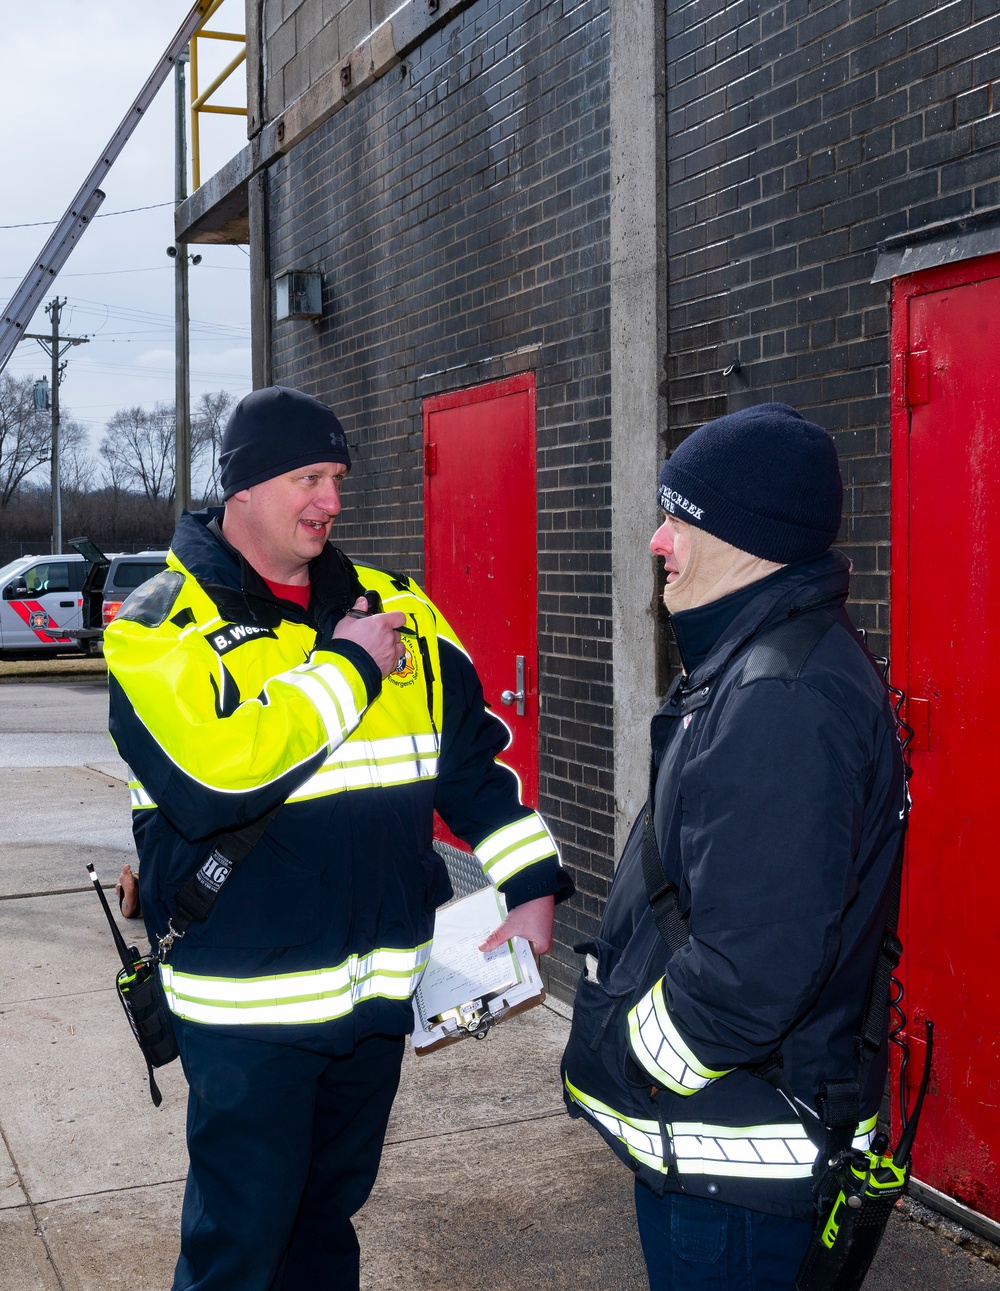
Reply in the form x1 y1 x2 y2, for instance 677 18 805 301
229 488 251 503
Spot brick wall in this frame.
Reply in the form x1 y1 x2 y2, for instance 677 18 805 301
267 0 611 997
665 0 1000 659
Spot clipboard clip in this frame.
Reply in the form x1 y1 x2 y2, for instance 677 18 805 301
430 997 495 1040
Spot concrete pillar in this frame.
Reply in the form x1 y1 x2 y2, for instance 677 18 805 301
609 0 667 856
248 171 272 390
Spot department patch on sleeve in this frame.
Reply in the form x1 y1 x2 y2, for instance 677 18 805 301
115 570 185 627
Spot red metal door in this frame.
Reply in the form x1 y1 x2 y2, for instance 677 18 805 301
891 252 1000 1220
423 375 539 833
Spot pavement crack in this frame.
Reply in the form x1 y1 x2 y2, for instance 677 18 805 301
0 886 92 902
0 1119 69 1291
384 1106 565 1147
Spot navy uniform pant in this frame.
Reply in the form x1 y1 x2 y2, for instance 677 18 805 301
635 1182 813 1291
171 1019 405 1291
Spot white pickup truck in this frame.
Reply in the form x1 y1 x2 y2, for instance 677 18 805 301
0 552 89 652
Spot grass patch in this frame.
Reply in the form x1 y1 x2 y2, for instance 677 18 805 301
0 654 108 682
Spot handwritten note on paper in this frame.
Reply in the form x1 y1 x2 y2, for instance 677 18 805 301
414 887 522 1025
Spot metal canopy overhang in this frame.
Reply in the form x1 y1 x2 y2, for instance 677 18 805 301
872 207 1000 282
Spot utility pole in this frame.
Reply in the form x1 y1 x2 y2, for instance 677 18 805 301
23 297 89 554
174 46 192 522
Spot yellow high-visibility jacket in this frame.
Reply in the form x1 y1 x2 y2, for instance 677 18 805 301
105 509 570 1047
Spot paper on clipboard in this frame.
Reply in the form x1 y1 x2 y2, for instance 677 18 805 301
411 886 545 1053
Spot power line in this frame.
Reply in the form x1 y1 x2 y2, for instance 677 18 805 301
0 201 175 230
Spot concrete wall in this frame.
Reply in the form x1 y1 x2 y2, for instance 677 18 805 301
261 0 402 121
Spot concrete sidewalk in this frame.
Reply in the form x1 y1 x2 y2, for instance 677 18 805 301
2 674 999 1289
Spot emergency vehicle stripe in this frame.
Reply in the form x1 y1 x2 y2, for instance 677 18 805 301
128 780 156 810
476 814 559 885
287 733 440 799
627 982 732 1096
565 1078 878 1179
280 660 363 747
159 943 431 1026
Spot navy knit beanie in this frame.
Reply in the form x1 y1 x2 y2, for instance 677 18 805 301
219 386 351 499
657 403 842 563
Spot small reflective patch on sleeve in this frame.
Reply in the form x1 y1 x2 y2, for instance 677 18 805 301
115 571 185 627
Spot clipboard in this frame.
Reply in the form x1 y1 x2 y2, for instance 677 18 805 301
411 886 545 1054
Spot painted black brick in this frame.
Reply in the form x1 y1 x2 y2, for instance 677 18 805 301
267 0 611 999
665 0 1000 663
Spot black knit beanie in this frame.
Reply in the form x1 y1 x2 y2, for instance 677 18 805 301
656 403 842 563
219 386 351 499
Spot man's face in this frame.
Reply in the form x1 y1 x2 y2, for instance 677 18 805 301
233 462 348 579
650 511 691 583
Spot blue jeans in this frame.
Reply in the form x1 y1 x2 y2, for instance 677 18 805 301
634 1182 813 1291
171 1022 405 1291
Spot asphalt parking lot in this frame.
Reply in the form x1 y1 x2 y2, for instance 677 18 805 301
1 663 999 1289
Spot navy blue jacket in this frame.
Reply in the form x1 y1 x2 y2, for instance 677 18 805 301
562 552 906 1219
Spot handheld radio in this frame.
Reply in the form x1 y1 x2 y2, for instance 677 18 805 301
796 1020 934 1291
87 863 179 1106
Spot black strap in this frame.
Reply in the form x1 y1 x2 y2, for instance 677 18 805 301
640 771 690 955
158 805 280 959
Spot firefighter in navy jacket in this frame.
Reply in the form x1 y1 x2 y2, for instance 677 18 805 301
105 386 571 1291
561 404 905 1290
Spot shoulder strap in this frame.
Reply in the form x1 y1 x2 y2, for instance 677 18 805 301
739 608 836 687
156 805 280 961
643 609 837 951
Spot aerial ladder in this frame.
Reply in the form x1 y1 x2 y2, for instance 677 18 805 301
0 0 216 376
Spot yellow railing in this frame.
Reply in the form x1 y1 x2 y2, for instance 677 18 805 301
190 0 246 191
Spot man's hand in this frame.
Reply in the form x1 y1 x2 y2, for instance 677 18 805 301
331 597 406 678
479 894 555 956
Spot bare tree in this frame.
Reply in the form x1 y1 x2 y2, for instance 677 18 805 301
99 403 175 503
192 389 235 505
0 372 50 507
60 419 98 495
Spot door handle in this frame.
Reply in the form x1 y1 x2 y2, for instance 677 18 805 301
59 600 74 607
500 655 526 717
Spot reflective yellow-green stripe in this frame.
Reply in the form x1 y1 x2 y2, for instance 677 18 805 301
287 732 440 799
160 942 430 1025
476 814 559 885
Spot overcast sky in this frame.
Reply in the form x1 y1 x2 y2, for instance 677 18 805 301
0 0 252 460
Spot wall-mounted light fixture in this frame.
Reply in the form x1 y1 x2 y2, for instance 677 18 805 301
275 271 323 321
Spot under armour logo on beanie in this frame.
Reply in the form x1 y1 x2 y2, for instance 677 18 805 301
656 403 843 564
219 386 351 499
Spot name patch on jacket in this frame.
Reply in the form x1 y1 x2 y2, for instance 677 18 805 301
207 623 278 655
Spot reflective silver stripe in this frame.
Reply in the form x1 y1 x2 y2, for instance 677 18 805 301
671 1118 878 1179
628 983 732 1096
566 1076 877 1180
564 1076 667 1171
281 660 361 747
160 943 430 1026
476 814 558 885
128 780 156 810
288 732 440 799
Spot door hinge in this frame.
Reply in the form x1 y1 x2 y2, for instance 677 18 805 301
907 350 930 407
424 442 438 476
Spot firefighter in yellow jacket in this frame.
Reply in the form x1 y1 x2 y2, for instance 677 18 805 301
104 385 572 1291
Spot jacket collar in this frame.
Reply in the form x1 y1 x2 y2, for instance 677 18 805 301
672 548 851 693
168 507 362 630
